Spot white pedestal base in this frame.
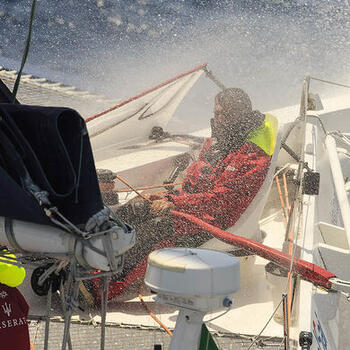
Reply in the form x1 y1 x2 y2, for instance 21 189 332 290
169 309 205 350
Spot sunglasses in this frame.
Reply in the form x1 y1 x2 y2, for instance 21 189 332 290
214 109 241 122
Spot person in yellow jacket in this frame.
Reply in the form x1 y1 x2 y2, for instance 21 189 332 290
0 249 30 350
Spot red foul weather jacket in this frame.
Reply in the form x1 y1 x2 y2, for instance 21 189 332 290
0 283 30 350
168 138 271 235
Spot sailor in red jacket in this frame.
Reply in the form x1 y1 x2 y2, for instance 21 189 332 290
102 88 276 298
148 88 274 234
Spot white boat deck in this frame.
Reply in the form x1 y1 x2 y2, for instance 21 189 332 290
95 140 191 193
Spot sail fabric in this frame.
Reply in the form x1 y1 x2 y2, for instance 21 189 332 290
0 104 103 226
87 65 205 161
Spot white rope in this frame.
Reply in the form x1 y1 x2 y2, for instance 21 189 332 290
273 163 293 178
204 305 232 323
246 297 284 350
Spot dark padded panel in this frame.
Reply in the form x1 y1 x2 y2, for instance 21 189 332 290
0 104 103 226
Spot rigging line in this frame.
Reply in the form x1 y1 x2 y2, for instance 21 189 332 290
306 115 327 135
275 176 288 226
202 66 226 91
252 175 297 349
138 289 173 337
330 131 350 148
246 298 284 350
12 0 37 103
204 306 232 323
283 172 294 326
274 163 292 178
47 207 118 239
277 335 286 350
114 182 183 193
275 171 294 332
310 76 350 90
245 161 303 350
282 173 290 213
248 267 296 348
115 175 152 202
282 162 305 334
281 142 312 172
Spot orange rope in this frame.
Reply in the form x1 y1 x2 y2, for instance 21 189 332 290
115 182 183 193
282 173 290 214
282 173 293 329
275 176 288 226
30 341 35 350
138 289 173 337
117 174 173 336
115 173 175 338
276 172 293 329
115 175 151 202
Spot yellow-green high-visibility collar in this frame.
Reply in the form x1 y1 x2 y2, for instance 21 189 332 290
0 252 26 287
247 113 278 156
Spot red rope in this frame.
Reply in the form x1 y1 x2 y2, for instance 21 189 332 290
171 210 336 290
86 63 207 123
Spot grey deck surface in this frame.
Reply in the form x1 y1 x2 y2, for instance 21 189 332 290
28 320 283 350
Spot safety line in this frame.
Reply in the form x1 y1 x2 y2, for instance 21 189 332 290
310 76 350 89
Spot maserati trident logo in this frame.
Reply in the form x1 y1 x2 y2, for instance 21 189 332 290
0 291 8 299
2 302 12 317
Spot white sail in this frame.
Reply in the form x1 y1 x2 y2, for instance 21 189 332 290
86 64 206 160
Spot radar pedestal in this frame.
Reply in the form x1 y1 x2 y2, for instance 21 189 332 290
145 248 240 350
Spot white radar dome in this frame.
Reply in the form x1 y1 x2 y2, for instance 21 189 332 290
145 248 240 313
